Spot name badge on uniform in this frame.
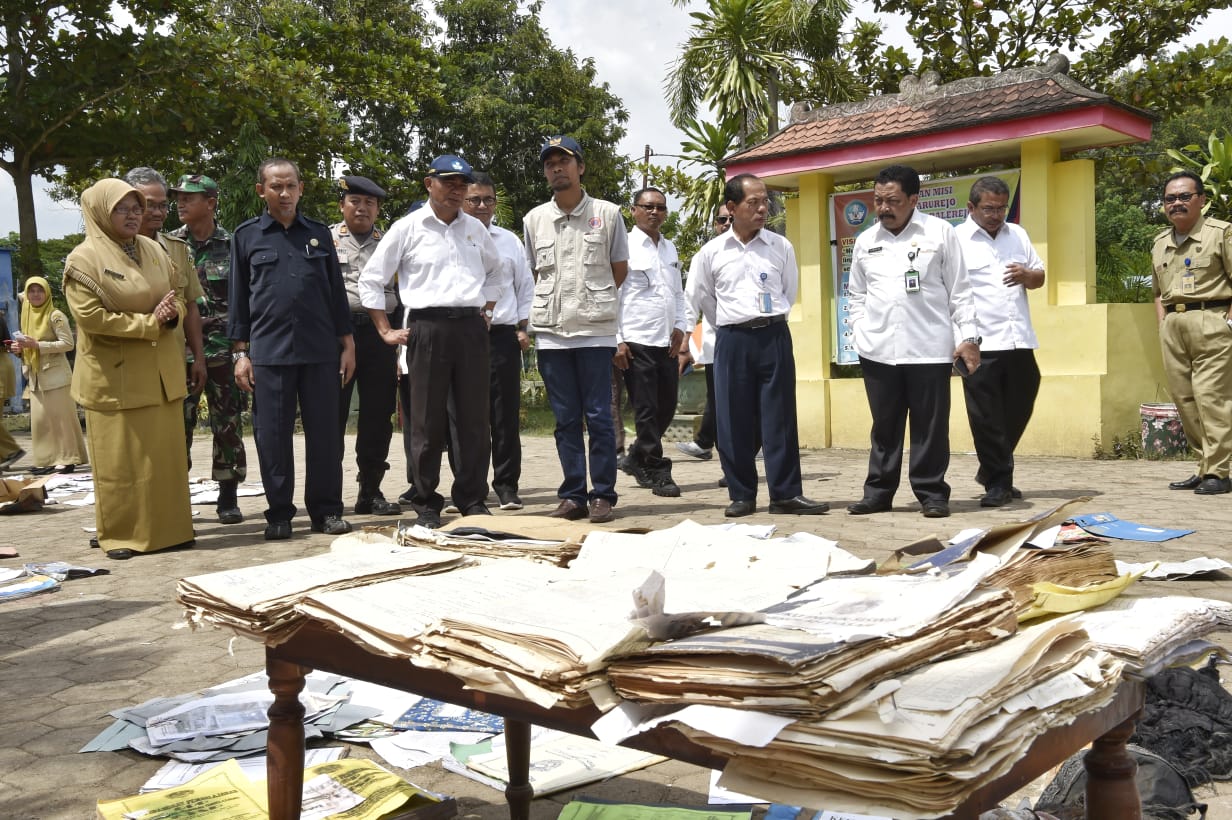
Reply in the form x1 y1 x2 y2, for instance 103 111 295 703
1181 257 1195 295
758 271 772 313
905 248 921 293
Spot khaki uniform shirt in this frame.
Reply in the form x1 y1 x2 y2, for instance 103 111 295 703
331 223 396 313
1152 215 1232 304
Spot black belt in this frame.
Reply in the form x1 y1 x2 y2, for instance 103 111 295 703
1164 300 1231 313
723 315 787 330
408 307 481 320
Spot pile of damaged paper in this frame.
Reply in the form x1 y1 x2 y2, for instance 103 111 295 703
176 509 1232 816
178 535 471 643
394 515 604 565
82 671 384 763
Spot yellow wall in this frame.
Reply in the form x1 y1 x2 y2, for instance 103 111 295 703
788 153 1167 458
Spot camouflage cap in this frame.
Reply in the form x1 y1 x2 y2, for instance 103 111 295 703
170 174 219 196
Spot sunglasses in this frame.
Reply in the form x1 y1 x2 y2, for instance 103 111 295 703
1163 192 1199 204
715 216 732 224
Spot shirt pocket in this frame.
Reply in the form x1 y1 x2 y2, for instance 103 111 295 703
533 240 556 277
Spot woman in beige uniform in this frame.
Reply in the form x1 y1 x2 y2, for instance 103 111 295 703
13 276 88 473
63 178 193 559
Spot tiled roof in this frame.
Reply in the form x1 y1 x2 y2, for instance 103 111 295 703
728 55 1155 165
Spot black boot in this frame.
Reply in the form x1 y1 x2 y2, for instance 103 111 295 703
216 479 243 524
355 471 401 516
651 460 681 498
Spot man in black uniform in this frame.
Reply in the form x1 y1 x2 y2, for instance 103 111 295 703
332 175 401 516
228 157 356 539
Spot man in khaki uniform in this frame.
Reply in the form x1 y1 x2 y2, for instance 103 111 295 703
1151 170 1232 495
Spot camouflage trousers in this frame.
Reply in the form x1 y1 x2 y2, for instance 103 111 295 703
184 360 248 482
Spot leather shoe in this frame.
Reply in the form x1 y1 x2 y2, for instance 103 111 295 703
217 507 244 525
922 502 951 518
462 503 492 516
847 498 891 515
1010 486 1023 499
589 498 615 523
415 508 443 529
397 488 416 506
980 487 1013 508
548 498 588 521
768 495 829 515
718 476 728 488
311 515 353 535
264 520 292 540
89 536 100 549
105 548 134 560
724 500 756 518
1169 474 1202 490
355 494 402 515
1195 476 1232 495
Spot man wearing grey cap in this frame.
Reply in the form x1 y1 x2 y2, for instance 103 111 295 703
522 135 629 523
359 155 502 529
332 175 401 517
170 172 248 524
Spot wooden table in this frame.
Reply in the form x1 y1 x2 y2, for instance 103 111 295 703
264 623 1145 820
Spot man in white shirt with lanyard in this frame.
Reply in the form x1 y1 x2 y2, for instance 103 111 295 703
847 164 980 519
956 175 1044 508
358 154 502 529
616 186 689 497
689 173 829 518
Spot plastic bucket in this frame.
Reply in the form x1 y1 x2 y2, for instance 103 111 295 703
1140 403 1189 456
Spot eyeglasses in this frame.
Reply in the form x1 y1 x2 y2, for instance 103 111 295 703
464 196 496 207
715 216 731 224
1163 192 1200 203
636 203 668 212
113 206 145 216
977 205 1007 216
145 202 171 213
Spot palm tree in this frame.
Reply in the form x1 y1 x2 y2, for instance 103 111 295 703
677 117 741 228
665 0 852 146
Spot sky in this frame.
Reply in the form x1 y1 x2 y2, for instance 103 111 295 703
2 0 1229 240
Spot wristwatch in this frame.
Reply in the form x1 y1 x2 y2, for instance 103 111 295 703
231 350 250 363
482 308 494 319
962 336 982 347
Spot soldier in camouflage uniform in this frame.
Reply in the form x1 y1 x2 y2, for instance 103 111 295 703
169 173 249 523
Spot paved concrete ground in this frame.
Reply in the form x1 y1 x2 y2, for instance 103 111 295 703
2 429 1232 819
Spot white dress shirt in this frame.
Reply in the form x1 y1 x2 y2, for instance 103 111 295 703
488 223 534 327
687 228 799 327
619 226 688 346
358 205 502 315
848 209 978 365
956 216 1042 350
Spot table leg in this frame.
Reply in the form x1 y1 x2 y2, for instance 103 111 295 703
503 718 533 820
266 649 307 820
1083 709 1142 820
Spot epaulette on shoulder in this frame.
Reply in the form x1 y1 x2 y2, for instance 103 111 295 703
1205 216 1231 232
1153 226 1172 242
161 232 188 246
233 216 261 233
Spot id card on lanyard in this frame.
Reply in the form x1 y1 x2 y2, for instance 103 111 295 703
905 247 921 293
758 271 773 313
1181 256 1195 295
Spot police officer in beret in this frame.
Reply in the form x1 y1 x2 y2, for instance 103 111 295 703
333 175 401 516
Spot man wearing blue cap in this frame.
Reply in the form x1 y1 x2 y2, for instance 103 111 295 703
332 175 401 517
359 155 502 529
522 136 629 523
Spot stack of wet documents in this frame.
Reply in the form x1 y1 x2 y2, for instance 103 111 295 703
178 541 470 644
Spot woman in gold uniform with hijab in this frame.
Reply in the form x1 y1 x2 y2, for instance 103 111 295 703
64 179 194 559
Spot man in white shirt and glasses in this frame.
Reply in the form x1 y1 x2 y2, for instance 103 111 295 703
956 175 1044 508
616 187 689 497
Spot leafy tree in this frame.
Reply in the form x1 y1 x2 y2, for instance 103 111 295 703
868 0 1228 89
0 0 225 277
675 117 740 233
666 0 855 146
1 231 82 305
417 0 630 225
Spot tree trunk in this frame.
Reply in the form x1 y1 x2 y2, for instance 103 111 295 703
9 154 44 281
768 72 780 135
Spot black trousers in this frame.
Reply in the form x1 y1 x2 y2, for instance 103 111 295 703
694 364 717 449
252 360 343 525
962 348 1040 490
339 315 398 494
858 357 951 505
446 324 523 497
714 321 802 502
622 342 678 468
406 315 490 513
